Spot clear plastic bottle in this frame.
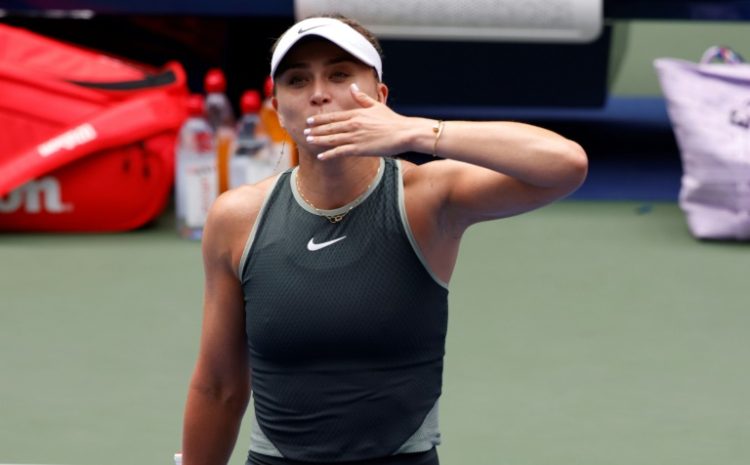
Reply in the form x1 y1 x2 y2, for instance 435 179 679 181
204 68 236 193
229 90 273 189
175 94 217 240
260 75 297 167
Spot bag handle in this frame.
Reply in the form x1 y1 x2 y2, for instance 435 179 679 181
0 91 186 196
700 46 745 64
67 67 179 91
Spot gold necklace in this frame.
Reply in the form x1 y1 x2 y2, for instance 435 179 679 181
295 164 379 224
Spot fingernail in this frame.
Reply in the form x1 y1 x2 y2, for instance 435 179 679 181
303 128 311 135
351 83 360 92
306 135 314 142
306 116 315 125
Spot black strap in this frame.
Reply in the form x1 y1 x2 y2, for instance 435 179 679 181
67 69 176 91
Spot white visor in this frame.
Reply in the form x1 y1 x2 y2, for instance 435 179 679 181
271 17 382 81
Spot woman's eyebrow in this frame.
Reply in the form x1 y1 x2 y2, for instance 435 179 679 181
280 62 309 73
278 54 359 76
325 56 359 66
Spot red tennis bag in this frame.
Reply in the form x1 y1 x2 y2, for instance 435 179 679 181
0 23 188 232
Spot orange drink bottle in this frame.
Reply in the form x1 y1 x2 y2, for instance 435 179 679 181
204 68 236 193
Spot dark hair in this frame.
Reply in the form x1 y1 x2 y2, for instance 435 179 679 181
270 14 384 83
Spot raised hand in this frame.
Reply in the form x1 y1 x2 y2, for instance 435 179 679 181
305 83 424 160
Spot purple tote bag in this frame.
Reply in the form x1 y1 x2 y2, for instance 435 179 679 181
654 47 750 240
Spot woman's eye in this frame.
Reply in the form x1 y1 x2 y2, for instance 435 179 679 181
287 75 307 86
331 71 350 81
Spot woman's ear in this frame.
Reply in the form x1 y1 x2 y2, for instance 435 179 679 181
377 82 389 104
272 96 286 128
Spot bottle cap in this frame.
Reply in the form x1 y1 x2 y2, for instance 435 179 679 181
240 90 262 114
186 94 204 116
263 76 274 98
204 68 227 93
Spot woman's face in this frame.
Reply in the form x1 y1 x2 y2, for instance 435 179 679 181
272 39 387 155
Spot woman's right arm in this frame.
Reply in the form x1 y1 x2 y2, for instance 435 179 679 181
181 192 254 465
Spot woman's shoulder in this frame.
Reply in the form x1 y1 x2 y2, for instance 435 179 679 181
203 175 281 272
211 177 277 225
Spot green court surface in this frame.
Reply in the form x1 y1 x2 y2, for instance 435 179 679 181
1 201 748 465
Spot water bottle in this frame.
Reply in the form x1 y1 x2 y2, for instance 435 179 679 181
229 90 273 189
204 68 236 194
260 75 297 167
175 94 217 240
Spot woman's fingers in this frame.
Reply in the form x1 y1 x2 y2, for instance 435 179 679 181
350 83 377 108
317 144 357 160
305 121 357 137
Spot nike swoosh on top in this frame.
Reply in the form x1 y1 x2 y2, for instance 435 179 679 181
298 24 327 34
307 236 347 251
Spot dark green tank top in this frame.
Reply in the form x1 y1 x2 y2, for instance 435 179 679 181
239 158 448 462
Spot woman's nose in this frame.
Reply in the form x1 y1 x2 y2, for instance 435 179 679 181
309 81 332 106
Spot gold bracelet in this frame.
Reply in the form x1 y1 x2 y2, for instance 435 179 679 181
432 120 445 157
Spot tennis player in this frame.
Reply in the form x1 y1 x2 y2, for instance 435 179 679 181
181 15 587 465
